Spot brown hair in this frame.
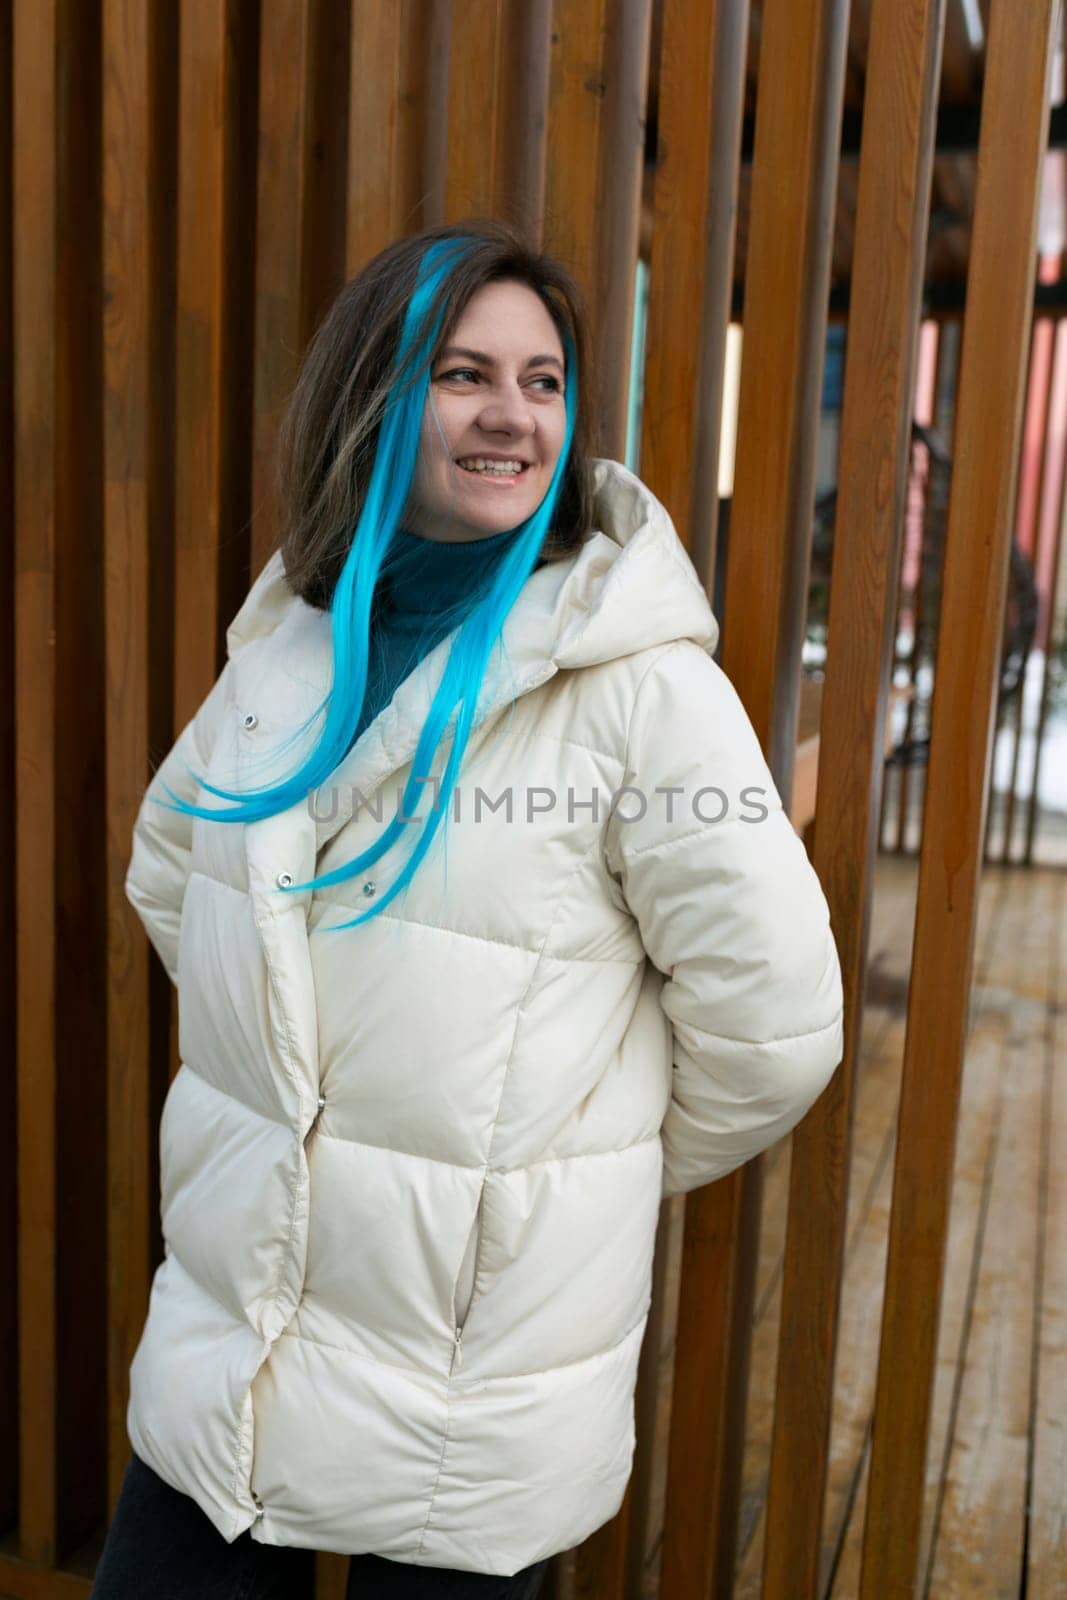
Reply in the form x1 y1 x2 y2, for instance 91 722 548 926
275 218 597 612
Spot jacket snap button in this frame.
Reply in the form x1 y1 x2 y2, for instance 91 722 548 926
317 1093 326 1113
362 881 376 897
276 871 294 889
242 711 258 729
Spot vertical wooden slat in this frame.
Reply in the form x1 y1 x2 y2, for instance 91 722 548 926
0 0 17 1538
541 0 610 354
588 0 652 460
859 2 1059 1593
251 0 348 576
688 0 750 595
659 4 849 1597
346 0 430 270
637 0 721 532
15 1 61 1556
421 0 453 230
174 0 259 730
762 1 946 1595
15 0 107 1564
495 0 552 241
103 0 177 1510
584 4 739 1594
443 0 508 222
51 0 107 1559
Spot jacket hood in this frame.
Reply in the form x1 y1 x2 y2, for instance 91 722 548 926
226 457 719 672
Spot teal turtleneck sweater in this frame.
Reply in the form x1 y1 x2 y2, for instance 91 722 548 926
346 525 541 754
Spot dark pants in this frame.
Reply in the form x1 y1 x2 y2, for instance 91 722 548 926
90 1451 551 1599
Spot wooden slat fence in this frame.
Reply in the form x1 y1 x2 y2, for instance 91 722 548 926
2 2 1061 1596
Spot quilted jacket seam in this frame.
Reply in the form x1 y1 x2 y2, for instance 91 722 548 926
684 1012 842 1048
522 729 625 767
603 643 690 878
312 901 642 965
416 823 609 1558
618 805 783 865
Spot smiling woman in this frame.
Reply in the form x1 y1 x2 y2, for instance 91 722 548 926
409 279 571 544
106 216 844 1598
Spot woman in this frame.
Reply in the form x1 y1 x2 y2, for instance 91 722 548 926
93 219 844 1597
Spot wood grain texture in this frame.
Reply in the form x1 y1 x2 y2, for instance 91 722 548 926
251 0 348 575
174 0 258 728
541 0 609 361
443 0 508 221
659 4 849 1597
764 1 947 1595
101 0 159 1519
14 0 109 1564
639 0 719 540
13 0 60 1562
858 0 1059 1591
0 0 17 1541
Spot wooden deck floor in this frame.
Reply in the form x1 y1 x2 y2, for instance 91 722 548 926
726 851 1067 1599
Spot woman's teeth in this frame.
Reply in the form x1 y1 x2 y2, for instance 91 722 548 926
457 458 527 475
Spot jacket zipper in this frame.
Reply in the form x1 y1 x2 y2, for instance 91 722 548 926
451 1324 464 1374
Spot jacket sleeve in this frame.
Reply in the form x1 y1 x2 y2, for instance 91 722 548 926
124 660 235 987
604 641 844 1199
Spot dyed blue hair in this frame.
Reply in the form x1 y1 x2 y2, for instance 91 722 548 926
156 235 578 932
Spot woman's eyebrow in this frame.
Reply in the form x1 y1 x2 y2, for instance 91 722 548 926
438 345 564 374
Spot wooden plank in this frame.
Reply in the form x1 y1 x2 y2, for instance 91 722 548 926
763 2 947 1595
49 0 107 1561
924 868 1052 1594
858 2 1059 1591
0 0 17 1539
541 0 609 361
443 0 508 222
494 0 552 242
346 0 432 270
658 4 849 1595
824 865 1057 1595
12 0 110 1563
688 0 750 594
827 870 1014 1594
587 0 652 461
251 0 348 575
735 852 928 1594
174 0 258 727
13 0 59 1564
564 5 734 1594
1029 870 1067 1589
101 0 162 1517
640 0 727 551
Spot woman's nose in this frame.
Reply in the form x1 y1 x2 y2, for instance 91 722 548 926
480 384 536 432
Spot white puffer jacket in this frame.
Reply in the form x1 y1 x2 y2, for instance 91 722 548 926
124 457 844 1576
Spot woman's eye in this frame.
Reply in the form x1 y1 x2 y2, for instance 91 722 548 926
438 368 561 393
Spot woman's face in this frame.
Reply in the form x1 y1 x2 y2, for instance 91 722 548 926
405 278 568 544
